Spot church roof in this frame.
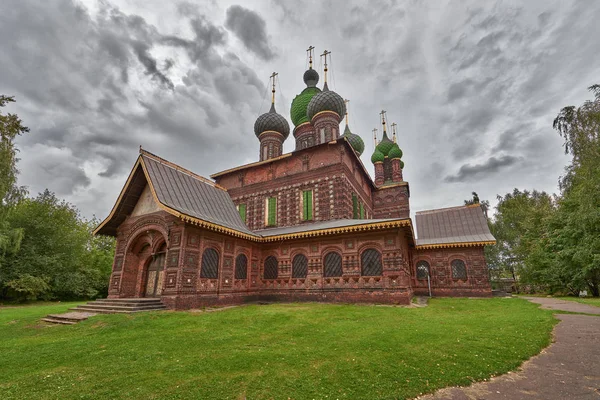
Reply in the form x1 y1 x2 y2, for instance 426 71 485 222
414 204 495 248
141 152 255 236
256 218 413 243
94 150 254 238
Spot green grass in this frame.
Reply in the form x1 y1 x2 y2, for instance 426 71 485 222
556 296 600 306
0 298 556 400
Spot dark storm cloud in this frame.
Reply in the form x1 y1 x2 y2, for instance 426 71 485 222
445 155 522 182
225 5 275 60
0 0 266 206
2 0 599 221
131 41 174 89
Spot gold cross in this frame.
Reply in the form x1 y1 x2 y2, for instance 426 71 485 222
391 122 397 143
372 128 378 145
344 99 350 124
307 45 315 67
270 72 278 103
380 110 387 132
321 50 331 82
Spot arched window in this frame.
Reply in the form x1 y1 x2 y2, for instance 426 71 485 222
200 248 219 279
416 260 430 280
451 259 467 280
323 252 343 277
292 254 308 278
264 256 278 279
361 248 382 276
235 254 248 280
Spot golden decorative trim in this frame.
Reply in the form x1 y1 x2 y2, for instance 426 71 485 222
415 240 496 250
293 122 311 132
377 182 408 190
311 110 340 122
257 130 285 139
180 215 260 242
260 219 412 242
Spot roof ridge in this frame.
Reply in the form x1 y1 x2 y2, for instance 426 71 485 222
416 204 479 215
140 148 226 191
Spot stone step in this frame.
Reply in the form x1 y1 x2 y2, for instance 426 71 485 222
90 300 163 306
74 303 167 311
42 311 97 325
96 298 163 303
41 318 76 325
69 306 165 314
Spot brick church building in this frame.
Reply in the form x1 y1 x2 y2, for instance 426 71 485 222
95 51 495 309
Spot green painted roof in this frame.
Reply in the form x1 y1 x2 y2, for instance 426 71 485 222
388 143 403 159
341 124 365 156
290 87 320 126
371 149 385 163
375 132 395 156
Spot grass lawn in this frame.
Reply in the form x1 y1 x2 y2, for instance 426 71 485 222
0 298 555 400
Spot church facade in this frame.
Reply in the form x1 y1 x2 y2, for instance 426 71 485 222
95 51 495 309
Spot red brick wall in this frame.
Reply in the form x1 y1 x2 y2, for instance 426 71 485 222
372 184 410 219
412 246 492 297
216 142 376 230
114 216 418 308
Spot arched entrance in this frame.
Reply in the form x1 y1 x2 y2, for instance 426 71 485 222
144 243 166 297
120 226 168 298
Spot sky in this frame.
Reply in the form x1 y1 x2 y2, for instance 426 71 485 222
1 0 599 221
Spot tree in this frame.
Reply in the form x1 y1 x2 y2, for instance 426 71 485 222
0 96 28 275
544 84 600 296
486 189 556 291
1 191 114 300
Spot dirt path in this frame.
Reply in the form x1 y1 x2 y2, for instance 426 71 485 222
417 298 600 400
522 296 600 315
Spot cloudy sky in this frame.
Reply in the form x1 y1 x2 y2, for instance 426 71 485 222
1 0 599 221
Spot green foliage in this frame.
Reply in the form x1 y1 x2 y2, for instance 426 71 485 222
0 95 29 204
0 96 29 271
0 191 115 301
488 189 556 287
488 85 600 296
0 299 556 399
0 95 114 302
5 274 51 301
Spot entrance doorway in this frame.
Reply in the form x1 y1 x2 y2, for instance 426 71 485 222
144 245 166 297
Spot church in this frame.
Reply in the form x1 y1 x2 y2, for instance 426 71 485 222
94 49 495 309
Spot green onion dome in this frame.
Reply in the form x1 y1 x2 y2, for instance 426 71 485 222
400 160 405 169
290 86 321 126
254 103 290 139
371 148 385 163
375 132 395 156
388 143 403 159
341 124 365 156
306 83 346 122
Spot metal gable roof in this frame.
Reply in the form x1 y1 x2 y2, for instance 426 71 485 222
415 204 495 246
140 152 255 236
